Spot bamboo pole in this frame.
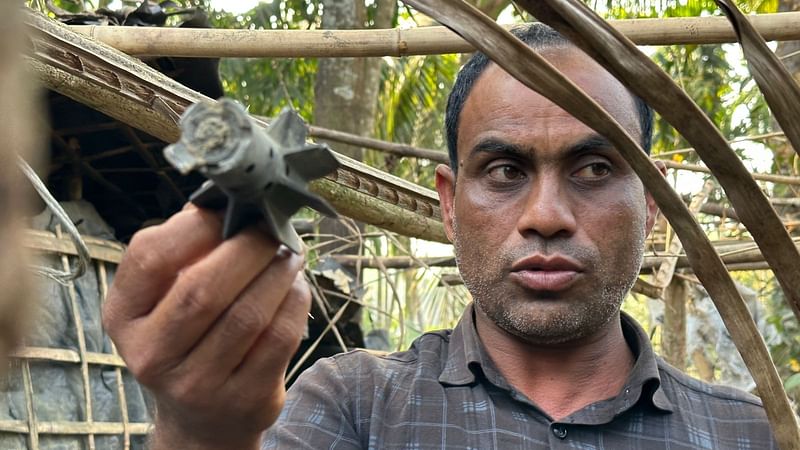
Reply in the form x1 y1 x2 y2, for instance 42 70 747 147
66 12 800 58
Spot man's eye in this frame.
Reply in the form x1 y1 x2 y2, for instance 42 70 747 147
573 163 611 179
487 165 524 182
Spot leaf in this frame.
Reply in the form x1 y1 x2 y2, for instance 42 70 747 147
784 372 800 391
715 0 800 158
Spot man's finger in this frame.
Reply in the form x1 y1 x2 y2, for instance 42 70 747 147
140 226 280 363
104 207 223 326
177 251 305 383
232 271 312 385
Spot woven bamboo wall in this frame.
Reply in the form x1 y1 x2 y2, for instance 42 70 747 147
0 228 151 450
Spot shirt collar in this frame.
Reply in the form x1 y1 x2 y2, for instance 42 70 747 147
438 303 674 414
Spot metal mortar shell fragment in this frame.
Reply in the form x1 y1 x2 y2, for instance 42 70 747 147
164 99 340 253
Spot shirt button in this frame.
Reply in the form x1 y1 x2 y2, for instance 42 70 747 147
552 424 568 439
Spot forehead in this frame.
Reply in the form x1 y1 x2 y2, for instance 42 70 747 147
457 49 640 159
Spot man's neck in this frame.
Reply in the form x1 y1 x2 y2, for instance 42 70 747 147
474 307 635 421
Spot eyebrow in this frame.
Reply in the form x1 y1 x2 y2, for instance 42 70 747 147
562 134 614 160
468 134 613 162
469 138 528 159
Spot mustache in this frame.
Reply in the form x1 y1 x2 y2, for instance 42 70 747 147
500 239 599 268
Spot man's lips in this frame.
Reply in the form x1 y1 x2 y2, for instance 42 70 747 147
509 254 584 292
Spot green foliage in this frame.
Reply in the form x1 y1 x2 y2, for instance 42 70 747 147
210 2 320 119
370 53 459 187
596 0 778 18
647 44 772 159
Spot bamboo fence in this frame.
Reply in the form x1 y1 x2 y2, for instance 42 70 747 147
4 229 151 449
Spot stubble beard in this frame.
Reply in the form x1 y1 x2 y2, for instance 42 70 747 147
452 219 646 346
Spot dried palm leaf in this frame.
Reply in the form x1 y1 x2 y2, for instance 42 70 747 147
400 0 799 447
515 0 800 326
715 0 800 155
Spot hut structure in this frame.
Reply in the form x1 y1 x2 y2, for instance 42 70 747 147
3 1 800 449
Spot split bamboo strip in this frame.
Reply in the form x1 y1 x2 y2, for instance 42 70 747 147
65 12 800 58
24 229 125 264
22 360 39 450
0 420 150 435
98 261 132 450
56 225 96 450
11 346 126 367
519 0 800 327
24 10 447 243
401 1 798 446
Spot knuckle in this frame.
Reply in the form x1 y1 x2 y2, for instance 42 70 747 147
171 274 220 320
167 375 207 406
262 316 304 352
124 350 161 386
222 301 267 339
124 229 167 274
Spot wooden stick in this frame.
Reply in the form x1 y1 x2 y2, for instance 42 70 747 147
653 131 786 158
663 160 800 185
650 180 714 297
307 125 449 163
66 12 800 58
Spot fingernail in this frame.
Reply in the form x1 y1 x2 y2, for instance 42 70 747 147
276 245 292 259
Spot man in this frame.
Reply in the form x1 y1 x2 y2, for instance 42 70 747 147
103 24 777 449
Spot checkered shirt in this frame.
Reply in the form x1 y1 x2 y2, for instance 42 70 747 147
263 305 777 449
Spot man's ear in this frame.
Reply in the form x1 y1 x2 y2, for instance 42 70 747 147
645 159 667 236
435 164 456 243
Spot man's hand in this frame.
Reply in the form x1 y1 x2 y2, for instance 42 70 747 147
103 205 311 450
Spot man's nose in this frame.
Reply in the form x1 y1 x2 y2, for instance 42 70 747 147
516 175 578 239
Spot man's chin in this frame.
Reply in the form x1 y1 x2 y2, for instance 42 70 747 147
476 298 618 346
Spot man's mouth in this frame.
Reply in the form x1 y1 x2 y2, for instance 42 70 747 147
509 254 584 292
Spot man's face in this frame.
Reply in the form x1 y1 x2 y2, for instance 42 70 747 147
436 48 658 345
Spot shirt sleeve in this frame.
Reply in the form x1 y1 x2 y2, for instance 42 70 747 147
261 356 362 450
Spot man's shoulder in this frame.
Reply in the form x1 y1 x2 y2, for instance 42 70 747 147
656 357 765 412
301 328 455 384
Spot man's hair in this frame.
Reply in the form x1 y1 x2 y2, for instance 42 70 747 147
444 23 654 171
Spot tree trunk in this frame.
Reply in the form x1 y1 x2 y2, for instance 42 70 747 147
314 0 396 258
663 277 688 370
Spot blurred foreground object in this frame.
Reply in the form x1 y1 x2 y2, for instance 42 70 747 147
0 1 41 364
165 99 339 252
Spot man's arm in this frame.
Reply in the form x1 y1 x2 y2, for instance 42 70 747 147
103 205 311 450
